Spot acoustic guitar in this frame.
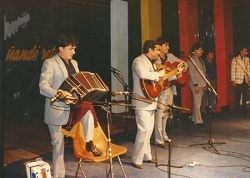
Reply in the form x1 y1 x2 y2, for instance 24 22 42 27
164 61 188 85
140 62 185 99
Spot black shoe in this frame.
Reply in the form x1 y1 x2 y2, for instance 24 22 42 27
156 143 167 148
164 139 173 143
201 111 208 115
131 162 143 169
86 144 103 157
144 159 156 163
195 123 206 127
164 138 172 143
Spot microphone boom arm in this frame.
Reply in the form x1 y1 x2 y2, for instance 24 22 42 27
130 93 190 111
92 100 136 108
110 66 132 93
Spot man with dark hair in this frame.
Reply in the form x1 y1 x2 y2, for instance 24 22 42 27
131 40 165 169
188 43 206 126
39 33 102 178
155 37 188 147
201 50 217 114
231 47 250 113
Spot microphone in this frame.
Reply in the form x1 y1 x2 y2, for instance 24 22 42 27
110 66 122 74
110 66 118 71
111 91 130 96
50 90 64 105
110 66 114 71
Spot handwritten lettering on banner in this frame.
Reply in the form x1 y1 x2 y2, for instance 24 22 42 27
5 45 57 62
4 12 30 40
4 11 58 62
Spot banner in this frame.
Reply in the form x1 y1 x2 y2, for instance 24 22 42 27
3 0 111 119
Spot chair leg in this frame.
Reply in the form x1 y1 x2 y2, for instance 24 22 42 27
75 159 87 178
106 156 127 178
117 156 127 178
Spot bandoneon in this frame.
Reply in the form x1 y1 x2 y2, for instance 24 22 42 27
59 71 109 103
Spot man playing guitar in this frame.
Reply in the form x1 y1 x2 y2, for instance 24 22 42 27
154 36 188 148
131 39 186 169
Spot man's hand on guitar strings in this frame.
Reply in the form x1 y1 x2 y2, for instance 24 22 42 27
176 62 186 74
158 68 166 77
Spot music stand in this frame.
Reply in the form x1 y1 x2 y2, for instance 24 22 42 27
189 88 225 154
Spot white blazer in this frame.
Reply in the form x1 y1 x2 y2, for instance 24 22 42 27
132 54 160 110
39 54 79 125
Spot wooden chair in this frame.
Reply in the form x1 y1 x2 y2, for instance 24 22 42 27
65 121 127 178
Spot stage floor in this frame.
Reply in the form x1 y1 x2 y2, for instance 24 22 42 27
4 110 250 178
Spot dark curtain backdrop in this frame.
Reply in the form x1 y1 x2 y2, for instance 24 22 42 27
2 0 249 121
2 0 111 120
198 0 215 53
161 0 180 56
161 0 181 106
2 0 142 121
232 0 250 54
128 0 141 92
1 1 249 176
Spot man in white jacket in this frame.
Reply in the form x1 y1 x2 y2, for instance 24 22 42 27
131 40 165 169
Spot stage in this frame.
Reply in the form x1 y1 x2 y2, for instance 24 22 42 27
4 110 250 178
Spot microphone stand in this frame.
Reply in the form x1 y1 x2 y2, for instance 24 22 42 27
92 100 134 178
186 54 225 153
110 66 133 137
187 54 219 98
130 93 189 178
153 108 173 178
189 87 225 153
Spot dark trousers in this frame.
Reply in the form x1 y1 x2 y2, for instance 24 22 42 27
235 82 248 111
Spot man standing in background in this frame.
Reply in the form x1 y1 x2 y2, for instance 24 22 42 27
201 50 217 114
188 43 206 126
231 47 250 113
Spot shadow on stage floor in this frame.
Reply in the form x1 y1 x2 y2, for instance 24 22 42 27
4 111 250 178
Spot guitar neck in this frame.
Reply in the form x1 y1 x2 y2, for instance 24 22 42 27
162 68 178 81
